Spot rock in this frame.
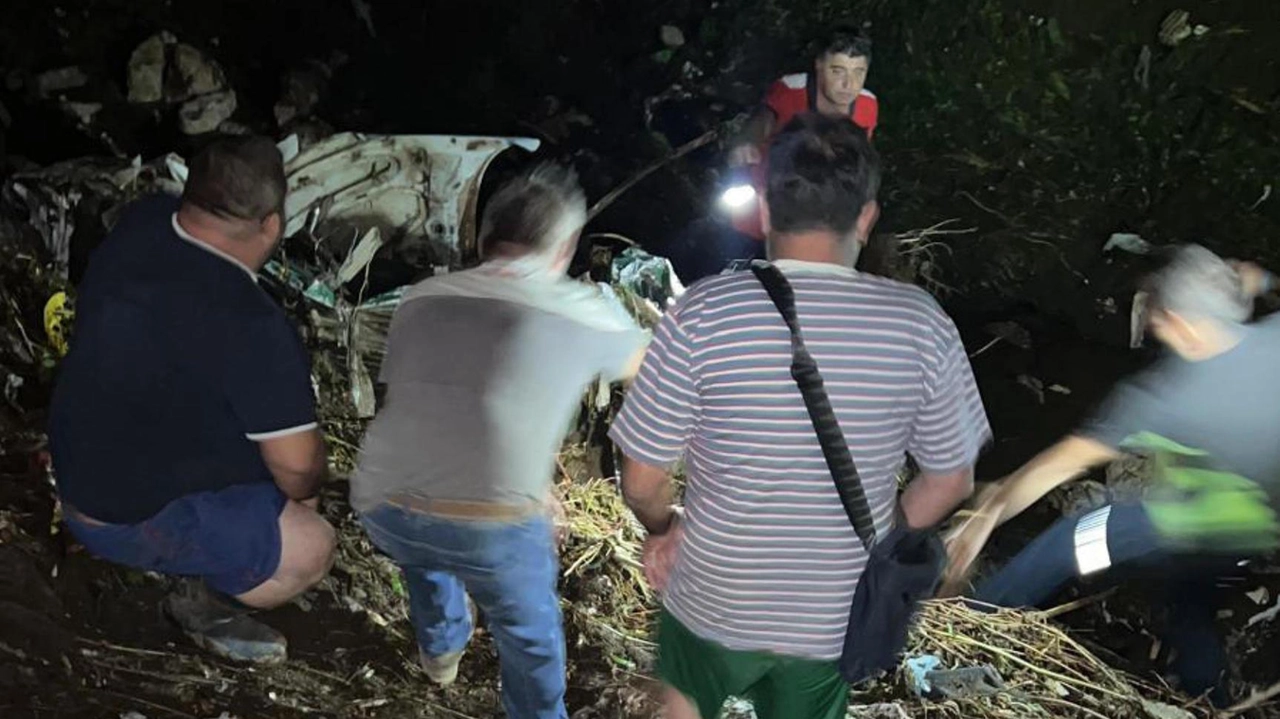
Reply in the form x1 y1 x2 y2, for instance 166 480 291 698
178 90 237 135
172 42 227 100
34 66 88 98
660 25 685 48
127 32 173 103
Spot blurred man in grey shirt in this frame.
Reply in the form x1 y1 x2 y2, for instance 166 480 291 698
352 164 647 719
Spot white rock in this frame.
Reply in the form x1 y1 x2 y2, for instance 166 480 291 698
660 25 686 48
179 91 237 135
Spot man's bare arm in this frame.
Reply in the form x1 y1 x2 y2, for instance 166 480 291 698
991 434 1121 525
727 108 777 165
620 456 677 535
900 467 974 530
258 428 329 501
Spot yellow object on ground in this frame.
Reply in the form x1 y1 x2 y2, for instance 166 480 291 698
43 292 74 357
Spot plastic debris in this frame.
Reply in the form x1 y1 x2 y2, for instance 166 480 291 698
906 654 1004 700
905 654 942 697
1103 232 1153 255
1247 587 1270 606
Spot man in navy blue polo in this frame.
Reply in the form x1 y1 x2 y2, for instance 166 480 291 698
50 136 336 663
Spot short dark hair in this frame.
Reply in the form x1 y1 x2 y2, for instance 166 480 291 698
765 113 881 236
182 135 286 222
818 25 872 63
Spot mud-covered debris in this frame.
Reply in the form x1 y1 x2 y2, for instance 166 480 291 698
172 43 227 100
34 66 88 98
1141 700 1194 719
178 90 238 135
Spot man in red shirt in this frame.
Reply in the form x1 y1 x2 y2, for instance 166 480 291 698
726 26 878 242
729 27 878 166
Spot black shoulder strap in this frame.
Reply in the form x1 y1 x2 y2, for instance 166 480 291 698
806 71 818 113
751 262 878 548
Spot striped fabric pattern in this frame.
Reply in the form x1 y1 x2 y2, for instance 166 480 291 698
609 260 990 660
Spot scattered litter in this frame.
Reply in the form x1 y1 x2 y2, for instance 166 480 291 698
1246 587 1270 606
660 25 686 48
1103 232 1153 255
1158 10 1193 47
905 654 942 697
1048 384 1072 395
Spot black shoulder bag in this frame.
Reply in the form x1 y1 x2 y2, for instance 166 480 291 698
751 262 945 684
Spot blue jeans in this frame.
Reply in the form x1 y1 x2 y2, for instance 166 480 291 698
360 504 567 719
976 503 1235 705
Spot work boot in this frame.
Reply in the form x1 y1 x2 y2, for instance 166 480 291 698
162 580 287 664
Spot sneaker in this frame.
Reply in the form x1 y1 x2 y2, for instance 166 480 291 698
162 581 287 664
419 647 465 686
417 595 476 686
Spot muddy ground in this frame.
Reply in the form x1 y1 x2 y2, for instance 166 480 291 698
2 0 1280 717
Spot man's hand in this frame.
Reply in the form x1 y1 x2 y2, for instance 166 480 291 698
642 512 684 592
938 484 1006 596
1230 260 1276 300
727 144 762 167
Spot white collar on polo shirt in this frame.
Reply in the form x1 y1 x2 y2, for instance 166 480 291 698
171 213 258 283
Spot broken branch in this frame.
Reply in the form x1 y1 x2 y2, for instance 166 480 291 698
586 129 719 221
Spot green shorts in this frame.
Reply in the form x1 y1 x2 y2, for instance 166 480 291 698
657 610 848 719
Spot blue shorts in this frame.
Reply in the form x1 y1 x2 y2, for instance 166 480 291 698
64 482 288 596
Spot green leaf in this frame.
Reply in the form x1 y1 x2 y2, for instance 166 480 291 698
1046 17 1065 48
1049 71 1071 100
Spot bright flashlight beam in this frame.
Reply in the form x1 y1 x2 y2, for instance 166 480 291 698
720 184 756 209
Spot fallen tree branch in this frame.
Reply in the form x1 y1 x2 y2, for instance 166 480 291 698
586 129 719 222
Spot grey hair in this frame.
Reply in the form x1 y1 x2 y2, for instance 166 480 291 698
1145 244 1250 323
478 162 587 256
